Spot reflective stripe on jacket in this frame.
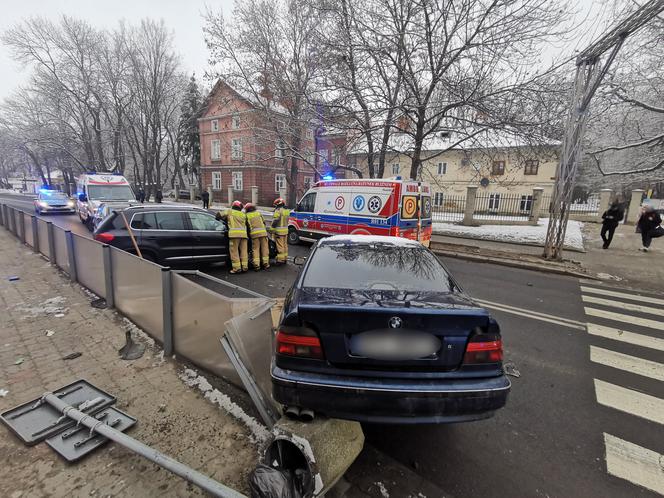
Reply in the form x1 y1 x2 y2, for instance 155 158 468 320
271 207 290 236
246 211 267 238
226 209 248 238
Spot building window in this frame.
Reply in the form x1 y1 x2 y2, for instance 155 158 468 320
275 174 286 193
520 195 533 212
524 160 539 175
392 163 400 175
492 161 505 175
232 172 243 191
437 162 447 175
318 149 328 163
304 176 313 190
211 139 221 160
306 129 314 140
489 193 500 211
231 114 240 129
461 155 471 167
211 120 219 132
212 172 222 190
433 192 444 207
332 150 340 165
231 138 242 160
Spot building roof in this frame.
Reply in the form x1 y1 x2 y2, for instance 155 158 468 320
204 79 291 117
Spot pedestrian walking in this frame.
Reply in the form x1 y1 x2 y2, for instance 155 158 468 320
136 187 146 203
636 204 663 252
270 197 290 265
216 200 248 273
155 190 163 203
201 190 210 209
600 201 624 249
244 203 270 270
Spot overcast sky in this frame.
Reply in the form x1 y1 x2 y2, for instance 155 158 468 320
0 0 615 101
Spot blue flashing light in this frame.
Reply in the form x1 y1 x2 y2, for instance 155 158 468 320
322 175 334 181
395 175 402 180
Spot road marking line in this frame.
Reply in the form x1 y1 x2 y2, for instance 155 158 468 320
590 346 664 382
581 286 664 306
588 323 664 352
584 307 664 331
582 295 663 316
475 299 586 330
603 433 664 495
594 379 664 425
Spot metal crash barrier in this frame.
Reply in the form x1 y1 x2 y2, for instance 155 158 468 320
0 202 364 497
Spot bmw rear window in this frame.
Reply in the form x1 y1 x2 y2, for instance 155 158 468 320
303 242 453 292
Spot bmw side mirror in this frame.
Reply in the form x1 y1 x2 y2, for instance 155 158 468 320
293 255 307 266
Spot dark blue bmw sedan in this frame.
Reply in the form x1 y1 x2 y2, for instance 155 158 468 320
272 235 510 424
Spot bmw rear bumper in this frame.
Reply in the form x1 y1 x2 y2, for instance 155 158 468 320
272 366 510 424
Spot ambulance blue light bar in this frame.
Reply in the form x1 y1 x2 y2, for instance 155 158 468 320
323 175 334 180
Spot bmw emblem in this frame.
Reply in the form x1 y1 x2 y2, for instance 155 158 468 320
388 317 402 329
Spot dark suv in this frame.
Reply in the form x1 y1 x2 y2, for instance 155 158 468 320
93 205 228 266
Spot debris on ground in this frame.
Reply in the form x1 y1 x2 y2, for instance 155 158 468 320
8 276 20 281
504 361 521 378
19 296 68 317
0 388 8 397
374 481 390 498
249 464 302 498
90 298 107 309
14 358 24 365
62 352 82 361
45 330 55 337
118 330 146 360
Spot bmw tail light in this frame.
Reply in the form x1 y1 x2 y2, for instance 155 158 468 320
276 327 324 360
95 232 115 243
463 334 503 364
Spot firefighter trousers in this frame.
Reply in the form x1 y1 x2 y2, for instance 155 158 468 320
275 235 288 263
229 238 248 272
251 236 270 268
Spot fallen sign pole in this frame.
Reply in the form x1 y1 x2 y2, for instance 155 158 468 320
41 392 246 498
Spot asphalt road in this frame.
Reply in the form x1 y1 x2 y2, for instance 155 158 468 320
2 192 662 497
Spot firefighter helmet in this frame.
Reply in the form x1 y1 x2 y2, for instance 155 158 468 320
231 200 243 209
273 197 285 207
244 202 255 212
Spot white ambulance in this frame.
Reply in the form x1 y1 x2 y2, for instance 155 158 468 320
288 177 432 245
76 173 136 229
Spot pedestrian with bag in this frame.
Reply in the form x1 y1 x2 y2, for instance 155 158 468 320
245 203 270 270
216 200 249 273
636 204 663 252
201 190 210 209
270 198 290 265
600 201 624 249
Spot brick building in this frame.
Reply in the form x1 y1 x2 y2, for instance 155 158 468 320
199 80 346 207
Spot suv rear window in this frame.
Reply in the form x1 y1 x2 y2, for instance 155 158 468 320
303 242 453 292
154 212 185 230
130 213 157 229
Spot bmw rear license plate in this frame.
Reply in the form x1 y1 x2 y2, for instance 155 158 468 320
349 331 441 361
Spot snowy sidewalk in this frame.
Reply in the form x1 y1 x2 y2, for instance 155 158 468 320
0 231 258 497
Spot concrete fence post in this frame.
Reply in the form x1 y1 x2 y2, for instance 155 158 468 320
175 187 180 202
161 268 174 357
207 186 213 205
626 189 645 225
227 186 233 206
0 204 4 227
65 230 78 283
47 222 56 267
31 216 39 253
189 186 196 203
529 187 544 226
462 186 478 226
102 244 114 308
251 186 258 205
18 211 26 244
598 189 613 222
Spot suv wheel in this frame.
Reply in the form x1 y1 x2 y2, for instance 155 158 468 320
288 227 300 245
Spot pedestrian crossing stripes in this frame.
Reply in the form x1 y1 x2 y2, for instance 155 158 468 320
590 345 664 382
587 323 664 352
581 284 664 495
604 433 664 496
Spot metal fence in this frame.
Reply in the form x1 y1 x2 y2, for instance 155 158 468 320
540 193 600 218
473 192 533 222
0 203 276 411
430 194 466 222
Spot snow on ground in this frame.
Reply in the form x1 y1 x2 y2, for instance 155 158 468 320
433 218 584 251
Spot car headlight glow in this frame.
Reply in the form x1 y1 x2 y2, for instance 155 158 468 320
67 200 74 207
39 201 48 208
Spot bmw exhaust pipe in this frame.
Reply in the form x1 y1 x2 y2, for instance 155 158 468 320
299 408 314 422
284 406 300 420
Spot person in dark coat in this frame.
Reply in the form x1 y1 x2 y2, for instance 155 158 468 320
600 201 624 249
136 188 146 203
637 204 663 252
201 190 210 209
155 189 163 203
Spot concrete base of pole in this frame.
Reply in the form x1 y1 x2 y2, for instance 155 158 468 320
262 417 364 497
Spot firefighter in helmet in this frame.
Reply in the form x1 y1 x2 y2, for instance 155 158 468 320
270 197 290 264
216 200 248 273
244 203 270 270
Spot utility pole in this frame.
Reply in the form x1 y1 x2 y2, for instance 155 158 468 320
543 0 664 260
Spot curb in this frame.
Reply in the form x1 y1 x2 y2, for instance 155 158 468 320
430 245 597 279
432 231 586 253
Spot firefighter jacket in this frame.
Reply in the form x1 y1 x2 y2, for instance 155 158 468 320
218 208 248 238
271 207 290 236
246 211 268 238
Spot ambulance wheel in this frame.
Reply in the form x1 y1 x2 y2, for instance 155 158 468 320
288 227 300 245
